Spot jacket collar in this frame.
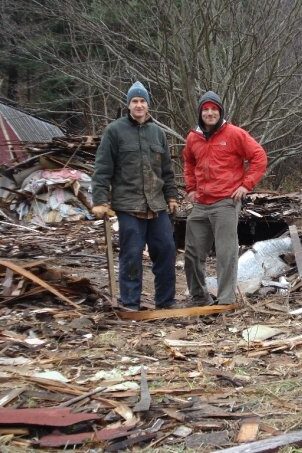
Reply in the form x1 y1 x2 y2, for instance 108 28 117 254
127 111 153 125
194 120 226 139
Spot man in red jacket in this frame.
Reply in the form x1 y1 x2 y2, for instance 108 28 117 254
183 91 267 306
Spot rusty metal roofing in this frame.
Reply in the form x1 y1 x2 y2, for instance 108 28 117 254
0 407 100 426
0 102 64 142
34 426 134 447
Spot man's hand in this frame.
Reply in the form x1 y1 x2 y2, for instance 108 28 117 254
231 186 248 202
187 191 196 203
92 205 115 219
168 199 178 214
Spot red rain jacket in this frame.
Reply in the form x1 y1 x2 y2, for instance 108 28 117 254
183 122 267 205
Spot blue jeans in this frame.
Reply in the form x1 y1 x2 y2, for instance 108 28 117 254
117 211 176 309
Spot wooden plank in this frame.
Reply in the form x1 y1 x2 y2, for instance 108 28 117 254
212 429 302 453
133 367 151 412
117 304 237 321
236 417 259 443
0 387 27 407
289 225 302 277
59 386 106 407
0 260 81 311
104 217 117 307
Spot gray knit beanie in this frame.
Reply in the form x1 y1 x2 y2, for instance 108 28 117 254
127 81 150 105
198 91 224 117
198 91 225 132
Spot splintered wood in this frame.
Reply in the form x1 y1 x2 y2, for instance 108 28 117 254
0 222 301 451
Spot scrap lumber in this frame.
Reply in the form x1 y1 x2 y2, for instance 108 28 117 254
133 367 151 412
105 431 156 452
186 430 230 449
239 334 302 352
164 408 185 422
117 304 237 320
289 224 302 277
0 217 301 452
0 260 81 310
25 377 89 396
59 386 106 407
236 417 260 443
212 429 302 453
0 428 29 435
181 403 254 420
0 221 39 232
0 387 27 407
242 192 302 221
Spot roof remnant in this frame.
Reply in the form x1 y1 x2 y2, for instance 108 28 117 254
0 101 64 143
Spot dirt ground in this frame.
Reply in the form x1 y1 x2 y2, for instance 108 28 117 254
0 220 302 452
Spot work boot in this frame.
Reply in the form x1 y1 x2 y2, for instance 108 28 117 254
216 299 236 305
156 300 187 309
118 303 140 311
187 294 215 307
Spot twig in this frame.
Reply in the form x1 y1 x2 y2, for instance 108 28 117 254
59 386 106 407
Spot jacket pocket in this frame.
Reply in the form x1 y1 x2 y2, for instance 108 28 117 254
150 145 165 170
118 145 138 162
119 144 139 153
150 144 165 154
117 145 140 179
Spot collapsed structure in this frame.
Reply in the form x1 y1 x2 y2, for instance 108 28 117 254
0 129 302 449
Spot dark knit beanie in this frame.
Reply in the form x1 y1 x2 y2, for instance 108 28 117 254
127 81 150 105
198 91 224 116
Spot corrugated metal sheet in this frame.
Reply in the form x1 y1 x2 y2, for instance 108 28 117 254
0 102 64 142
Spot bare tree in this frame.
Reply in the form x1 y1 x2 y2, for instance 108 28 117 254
2 0 302 173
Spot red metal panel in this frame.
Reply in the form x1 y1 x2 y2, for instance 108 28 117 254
0 115 28 165
0 407 100 426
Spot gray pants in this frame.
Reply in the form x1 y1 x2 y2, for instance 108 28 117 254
185 198 241 304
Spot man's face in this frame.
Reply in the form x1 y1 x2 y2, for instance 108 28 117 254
128 97 149 122
201 103 220 130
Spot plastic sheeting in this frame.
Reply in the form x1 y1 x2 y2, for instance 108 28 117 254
207 236 292 295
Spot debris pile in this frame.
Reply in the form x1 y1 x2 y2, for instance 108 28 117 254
174 191 302 249
0 135 100 225
23 134 100 171
176 191 302 223
0 259 99 310
0 221 301 450
243 192 302 220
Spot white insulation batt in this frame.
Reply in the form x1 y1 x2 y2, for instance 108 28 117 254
207 236 292 295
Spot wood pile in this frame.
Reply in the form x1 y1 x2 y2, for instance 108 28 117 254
242 192 302 221
175 191 302 223
21 135 100 174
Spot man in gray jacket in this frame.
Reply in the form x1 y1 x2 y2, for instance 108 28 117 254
92 81 179 311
